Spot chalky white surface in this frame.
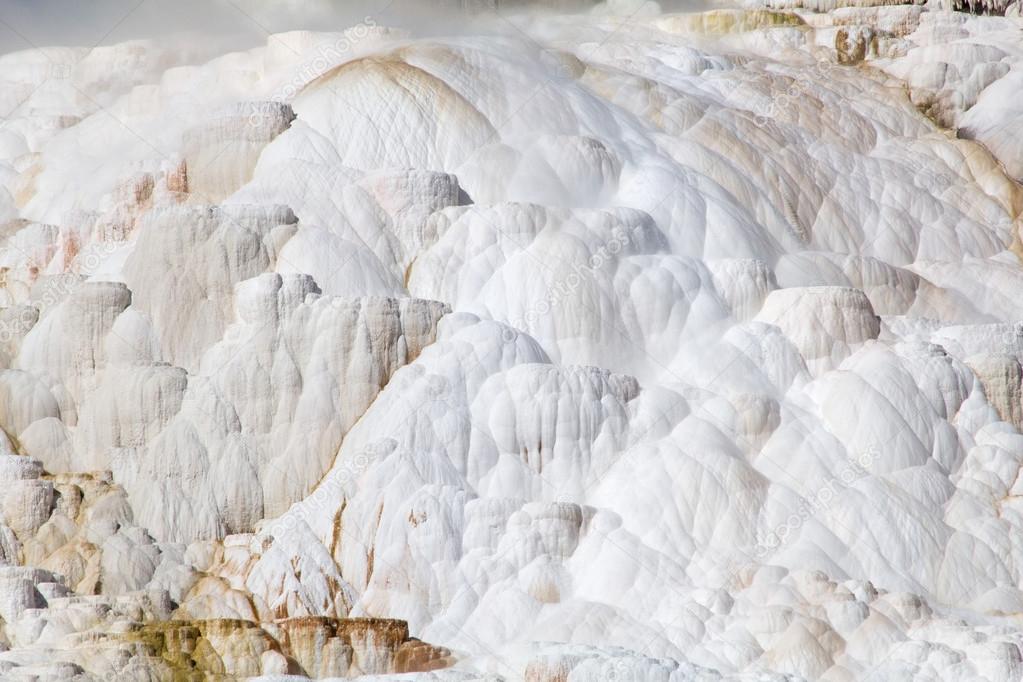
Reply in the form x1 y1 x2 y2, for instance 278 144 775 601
1 2 1023 680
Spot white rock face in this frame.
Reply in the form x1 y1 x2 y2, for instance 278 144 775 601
1 1 1023 680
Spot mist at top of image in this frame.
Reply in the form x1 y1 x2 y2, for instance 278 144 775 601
0 0 735 56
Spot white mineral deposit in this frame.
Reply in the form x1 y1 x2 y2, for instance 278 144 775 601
0 0 1022 679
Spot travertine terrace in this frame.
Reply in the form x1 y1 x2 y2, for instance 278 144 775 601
1 0 1023 679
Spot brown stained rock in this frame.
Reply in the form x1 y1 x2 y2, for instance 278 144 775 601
393 639 456 673
118 618 278 680
278 616 351 678
274 616 455 678
166 157 189 195
337 616 410 648
341 617 411 676
835 27 879 65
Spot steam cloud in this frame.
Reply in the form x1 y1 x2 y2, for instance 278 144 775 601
0 0 733 56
